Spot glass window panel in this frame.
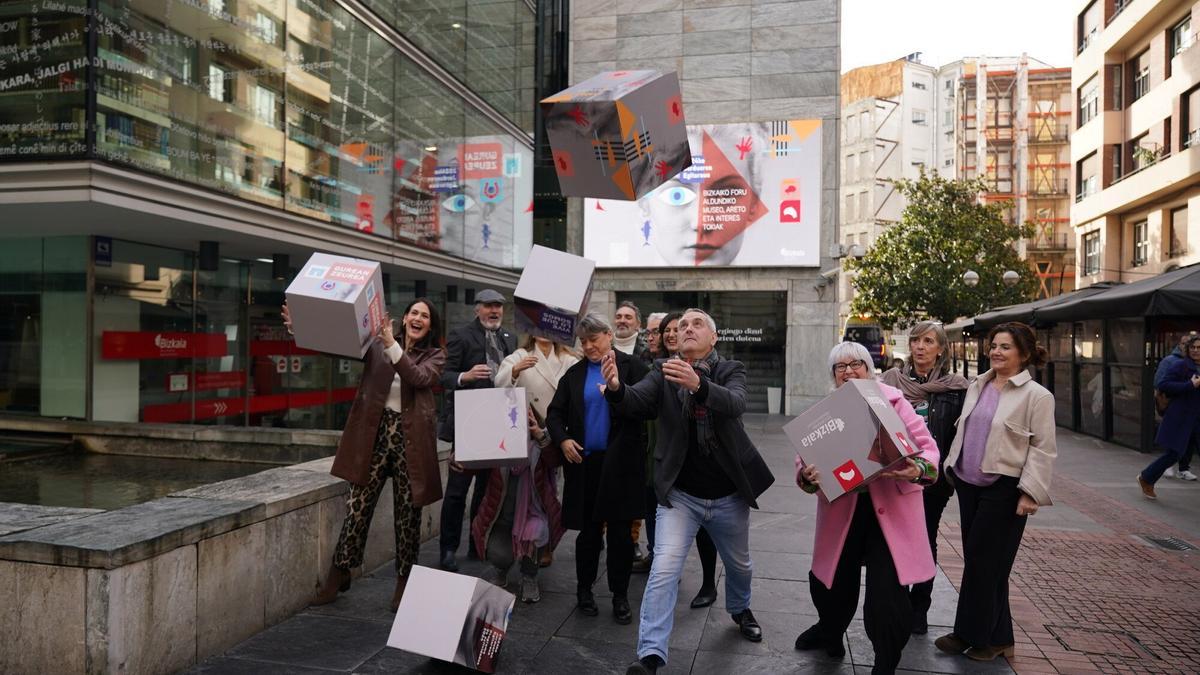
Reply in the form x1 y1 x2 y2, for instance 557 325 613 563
1109 365 1141 448
193 259 248 426
1078 363 1104 437
95 0 287 208
285 0 397 234
1076 320 1104 363
0 1 89 157
1053 362 1073 427
1108 317 1142 363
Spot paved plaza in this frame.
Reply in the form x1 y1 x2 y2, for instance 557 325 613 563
190 416 1200 674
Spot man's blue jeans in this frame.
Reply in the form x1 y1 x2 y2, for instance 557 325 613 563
637 488 753 663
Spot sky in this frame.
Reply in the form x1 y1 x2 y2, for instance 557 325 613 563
840 0 1079 73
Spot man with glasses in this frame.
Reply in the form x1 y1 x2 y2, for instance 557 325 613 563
602 308 775 674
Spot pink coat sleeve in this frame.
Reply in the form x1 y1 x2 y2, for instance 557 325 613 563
881 383 939 467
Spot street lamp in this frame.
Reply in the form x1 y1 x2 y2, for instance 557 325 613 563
962 270 980 287
1002 269 1021 287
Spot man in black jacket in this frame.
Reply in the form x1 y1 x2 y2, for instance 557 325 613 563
437 289 516 572
602 308 775 675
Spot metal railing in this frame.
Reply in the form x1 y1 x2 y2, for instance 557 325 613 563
1107 0 1132 26
1027 234 1072 251
1031 180 1070 195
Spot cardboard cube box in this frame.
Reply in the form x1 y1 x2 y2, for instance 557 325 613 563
453 387 531 469
541 70 691 200
388 565 516 673
782 379 922 501
284 253 386 359
513 245 595 345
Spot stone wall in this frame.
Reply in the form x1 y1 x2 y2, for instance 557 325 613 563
0 456 445 674
567 0 842 412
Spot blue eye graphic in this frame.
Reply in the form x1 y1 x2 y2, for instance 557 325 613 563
656 185 696 206
442 194 476 212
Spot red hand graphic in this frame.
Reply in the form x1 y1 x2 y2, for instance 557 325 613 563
568 106 589 127
655 160 671 181
735 137 752 160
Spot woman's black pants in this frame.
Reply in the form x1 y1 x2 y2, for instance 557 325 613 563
951 474 1027 648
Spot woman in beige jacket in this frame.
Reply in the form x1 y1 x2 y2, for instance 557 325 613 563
935 322 1056 663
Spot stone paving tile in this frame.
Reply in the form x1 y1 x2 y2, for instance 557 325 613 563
530 636 695 674
692 648 853 674
188 656 341 674
222 614 389 671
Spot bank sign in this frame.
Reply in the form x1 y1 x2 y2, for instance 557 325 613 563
584 119 822 268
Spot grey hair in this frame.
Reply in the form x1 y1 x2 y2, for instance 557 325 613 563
576 312 613 337
827 341 876 381
906 320 952 377
646 312 667 325
681 308 717 333
616 300 642 323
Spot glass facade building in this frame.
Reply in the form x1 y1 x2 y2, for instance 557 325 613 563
0 0 536 428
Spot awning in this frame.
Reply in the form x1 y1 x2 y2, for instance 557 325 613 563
1036 264 1200 323
974 282 1122 330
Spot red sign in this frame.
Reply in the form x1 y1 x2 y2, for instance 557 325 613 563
102 332 227 360
142 387 356 423
249 340 319 357
833 459 864 492
458 142 504 179
196 371 247 391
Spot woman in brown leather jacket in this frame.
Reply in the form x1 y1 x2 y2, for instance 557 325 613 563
285 297 446 612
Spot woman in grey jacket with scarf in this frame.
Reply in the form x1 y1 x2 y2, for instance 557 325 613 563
881 320 968 635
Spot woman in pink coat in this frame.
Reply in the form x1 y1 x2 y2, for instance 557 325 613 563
794 342 939 675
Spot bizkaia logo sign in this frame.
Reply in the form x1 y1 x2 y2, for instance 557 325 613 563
154 334 188 351
102 331 226 360
798 417 845 448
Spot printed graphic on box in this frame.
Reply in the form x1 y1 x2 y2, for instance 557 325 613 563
585 119 823 267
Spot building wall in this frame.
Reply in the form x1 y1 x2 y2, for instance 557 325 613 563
567 0 841 412
1071 0 1200 287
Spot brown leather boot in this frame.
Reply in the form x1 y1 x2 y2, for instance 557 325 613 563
390 574 409 613
310 566 350 606
539 549 554 568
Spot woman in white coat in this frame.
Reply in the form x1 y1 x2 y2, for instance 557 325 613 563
495 335 579 568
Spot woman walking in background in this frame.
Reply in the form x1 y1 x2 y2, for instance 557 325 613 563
1138 335 1200 500
881 321 968 634
936 322 1056 662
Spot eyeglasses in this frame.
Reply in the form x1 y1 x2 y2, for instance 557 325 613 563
833 360 866 374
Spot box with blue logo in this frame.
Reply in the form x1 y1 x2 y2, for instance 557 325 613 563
284 252 385 359
513 245 595 345
453 387 531 469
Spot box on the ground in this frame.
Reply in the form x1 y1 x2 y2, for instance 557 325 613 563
453 387 531 469
388 565 515 673
513 245 595 345
540 70 691 200
284 253 385 359
782 378 921 501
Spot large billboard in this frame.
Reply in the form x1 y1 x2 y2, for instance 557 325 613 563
584 120 822 267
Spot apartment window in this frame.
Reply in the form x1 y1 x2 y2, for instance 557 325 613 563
1077 152 1098 200
1079 75 1100 126
1082 231 1101 275
1185 84 1200 148
858 192 869 221
1077 1 1099 53
207 64 232 103
1130 50 1150 102
860 111 871 136
1129 133 1158 171
254 86 278 128
845 194 855 221
943 78 953 91
912 80 927 90
912 110 928 126
845 113 860 142
1171 16 1194 57
859 151 870 179
1133 221 1149 266
1170 207 1189 257
845 154 857 182
254 12 279 46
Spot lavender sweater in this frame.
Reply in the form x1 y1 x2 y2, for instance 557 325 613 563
954 382 1002 486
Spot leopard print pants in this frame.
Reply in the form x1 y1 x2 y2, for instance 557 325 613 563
332 408 422 576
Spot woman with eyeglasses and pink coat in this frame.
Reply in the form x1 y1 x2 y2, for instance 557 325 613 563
794 341 940 675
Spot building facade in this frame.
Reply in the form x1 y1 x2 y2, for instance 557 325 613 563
0 0 537 429
565 0 841 413
955 58 1076 299
1072 0 1200 287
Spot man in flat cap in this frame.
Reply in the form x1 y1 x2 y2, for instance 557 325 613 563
437 289 517 571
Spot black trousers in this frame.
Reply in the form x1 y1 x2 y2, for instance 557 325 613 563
810 492 912 674
952 474 1027 648
439 462 491 554
908 477 954 614
577 518 633 597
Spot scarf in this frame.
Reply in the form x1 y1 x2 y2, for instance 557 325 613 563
510 441 549 559
613 332 639 355
678 349 723 456
880 365 969 406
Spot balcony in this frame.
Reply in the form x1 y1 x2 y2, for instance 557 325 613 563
1107 0 1133 26
1027 233 1072 252
1031 180 1070 196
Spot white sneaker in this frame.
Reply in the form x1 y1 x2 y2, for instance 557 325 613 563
1165 467 1177 478
1179 469 1198 481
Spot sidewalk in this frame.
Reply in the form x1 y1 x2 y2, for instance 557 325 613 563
189 418 1200 674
